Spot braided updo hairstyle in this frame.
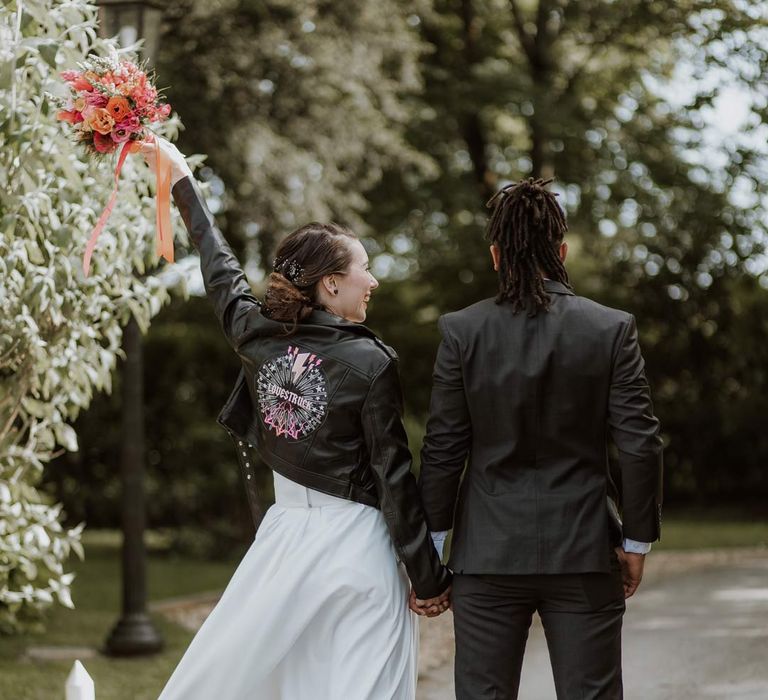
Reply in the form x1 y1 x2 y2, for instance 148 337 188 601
263 221 357 330
486 177 570 315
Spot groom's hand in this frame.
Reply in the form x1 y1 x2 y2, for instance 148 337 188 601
615 547 645 599
409 586 452 617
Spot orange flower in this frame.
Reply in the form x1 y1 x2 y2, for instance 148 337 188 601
87 108 115 135
106 96 132 122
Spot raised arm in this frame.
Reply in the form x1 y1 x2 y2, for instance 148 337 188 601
141 138 260 348
361 359 451 600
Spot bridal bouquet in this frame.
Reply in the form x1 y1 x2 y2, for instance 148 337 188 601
56 56 170 155
52 56 174 276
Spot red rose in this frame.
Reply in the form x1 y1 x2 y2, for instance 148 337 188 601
93 131 116 154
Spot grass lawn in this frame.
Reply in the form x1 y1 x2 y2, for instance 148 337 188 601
655 510 768 550
0 533 245 700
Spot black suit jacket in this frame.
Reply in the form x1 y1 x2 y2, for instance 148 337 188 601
419 281 663 575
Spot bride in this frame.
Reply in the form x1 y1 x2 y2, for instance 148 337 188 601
140 138 452 700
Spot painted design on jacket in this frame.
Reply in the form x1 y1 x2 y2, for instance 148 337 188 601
257 346 328 440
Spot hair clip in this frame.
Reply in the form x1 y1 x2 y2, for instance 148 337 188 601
273 257 306 285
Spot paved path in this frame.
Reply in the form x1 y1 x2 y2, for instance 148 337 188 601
417 549 768 699
152 548 768 699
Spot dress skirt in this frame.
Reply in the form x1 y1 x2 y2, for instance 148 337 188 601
157 471 419 699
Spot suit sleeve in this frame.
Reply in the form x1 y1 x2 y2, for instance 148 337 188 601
608 314 664 542
172 176 260 348
362 359 451 599
418 316 472 532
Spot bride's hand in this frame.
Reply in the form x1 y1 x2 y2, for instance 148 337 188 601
138 135 194 186
409 586 451 617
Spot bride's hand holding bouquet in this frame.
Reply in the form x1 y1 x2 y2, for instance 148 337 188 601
137 136 192 187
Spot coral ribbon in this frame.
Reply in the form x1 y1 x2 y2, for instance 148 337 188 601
154 137 174 266
82 140 137 277
82 138 175 277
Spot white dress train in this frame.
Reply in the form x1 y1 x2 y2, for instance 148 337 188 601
158 471 419 699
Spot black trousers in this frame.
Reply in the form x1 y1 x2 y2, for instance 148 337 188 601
452 565 625 700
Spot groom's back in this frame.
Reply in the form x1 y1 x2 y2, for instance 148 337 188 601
424 281 659 575
452 289 624 475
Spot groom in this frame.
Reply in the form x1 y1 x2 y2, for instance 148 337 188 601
418 178 663 699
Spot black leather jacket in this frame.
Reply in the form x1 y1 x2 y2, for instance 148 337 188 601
172 177 450 599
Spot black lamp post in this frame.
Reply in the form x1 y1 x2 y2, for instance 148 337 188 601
98 0 165 657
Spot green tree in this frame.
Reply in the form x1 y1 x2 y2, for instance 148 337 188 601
157 0 435 262
365 0 768 502
0 0 181 632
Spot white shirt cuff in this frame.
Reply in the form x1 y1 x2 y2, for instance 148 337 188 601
623 538 652 554
431 530 449 560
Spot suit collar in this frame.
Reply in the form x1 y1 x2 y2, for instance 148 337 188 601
543 279 575 296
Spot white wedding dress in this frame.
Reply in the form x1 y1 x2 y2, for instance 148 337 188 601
158 471 418 700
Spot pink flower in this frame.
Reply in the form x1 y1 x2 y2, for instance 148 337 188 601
115 115 141 133
111 127 132 143
85 92 108 107
111 115 142 143
61 71 93 92
132 86 157 109
145 102 170 123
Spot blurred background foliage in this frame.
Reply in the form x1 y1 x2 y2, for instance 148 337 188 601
45 0 768 556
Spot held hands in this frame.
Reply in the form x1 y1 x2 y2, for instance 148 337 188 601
409 585 451 618
138 135 193 187
615 547 645 599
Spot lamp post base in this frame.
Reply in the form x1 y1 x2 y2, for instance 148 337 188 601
103 613 164 656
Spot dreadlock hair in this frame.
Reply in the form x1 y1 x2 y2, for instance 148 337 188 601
486 177 570 315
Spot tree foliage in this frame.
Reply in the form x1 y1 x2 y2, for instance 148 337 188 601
157 0 435 265
44 297 253 559
0 0 180 632
365 0 768 501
